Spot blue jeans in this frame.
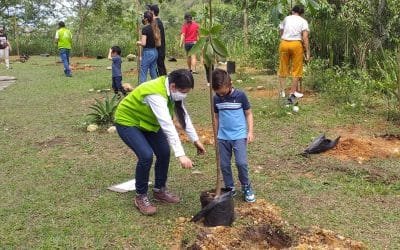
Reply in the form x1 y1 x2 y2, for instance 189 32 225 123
139 48 158 84
59 48 71 76
218 138 250 188
116 125 170 194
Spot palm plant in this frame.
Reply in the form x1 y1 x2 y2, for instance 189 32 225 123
88 94 119 125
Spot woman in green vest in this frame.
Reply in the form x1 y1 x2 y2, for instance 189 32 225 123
114 69 206 215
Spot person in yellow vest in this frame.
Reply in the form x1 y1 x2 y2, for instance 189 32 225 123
114 69 206 216
54 21 72 77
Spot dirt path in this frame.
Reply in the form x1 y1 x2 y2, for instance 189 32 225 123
0 76 16 91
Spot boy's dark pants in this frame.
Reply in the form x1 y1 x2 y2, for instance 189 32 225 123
112 76 123 93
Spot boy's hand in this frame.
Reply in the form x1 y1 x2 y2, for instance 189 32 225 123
194 140 206 155
247 132 254 143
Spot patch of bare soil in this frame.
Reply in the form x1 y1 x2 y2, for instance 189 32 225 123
177 124 214 145
325 129 400 163
70 63 98 71
247 87 317 103
123 69 138 76
171 199 365 249
36 136 66 148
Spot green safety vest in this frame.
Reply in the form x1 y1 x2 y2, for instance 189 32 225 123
114 76 174 131
57 28 72 49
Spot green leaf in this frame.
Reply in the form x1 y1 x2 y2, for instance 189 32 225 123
199 27 210 36
211 38 228 58
210 25 223 35
205 43 215 66
188 37 207 56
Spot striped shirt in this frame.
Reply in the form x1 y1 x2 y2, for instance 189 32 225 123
213 88 250 140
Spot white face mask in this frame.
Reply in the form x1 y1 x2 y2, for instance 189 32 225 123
170 91 187 101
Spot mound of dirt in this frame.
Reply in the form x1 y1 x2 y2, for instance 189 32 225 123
173 199 365 249
325 135 400 163
177 125 214 145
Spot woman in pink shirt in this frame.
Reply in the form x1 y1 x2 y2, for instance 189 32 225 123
179 13 199 74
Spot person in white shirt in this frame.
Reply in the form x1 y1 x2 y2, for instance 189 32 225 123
0 26 12 69
114 69 206 215
278 5 310 102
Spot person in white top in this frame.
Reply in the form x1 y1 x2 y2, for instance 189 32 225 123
278 5 310 102
0 26 12 69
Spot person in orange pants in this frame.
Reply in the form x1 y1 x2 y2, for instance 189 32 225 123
278 5 310 103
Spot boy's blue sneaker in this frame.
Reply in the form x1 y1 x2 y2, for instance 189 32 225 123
242 185 256 203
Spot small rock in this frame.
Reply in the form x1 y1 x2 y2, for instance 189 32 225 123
122 83 134 92
256 86 266 90
192 170 202 175
107 126 116 133
87 124 98 132
236 79 243 83
245 87 254 91
106 66 112 70
177 217 186 223
126 54 136 61
88 88 94 92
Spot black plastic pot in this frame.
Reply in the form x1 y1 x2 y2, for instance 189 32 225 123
227 61 235 74
191 189 235 227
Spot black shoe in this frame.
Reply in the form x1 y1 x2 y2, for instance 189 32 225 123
287 94 296 105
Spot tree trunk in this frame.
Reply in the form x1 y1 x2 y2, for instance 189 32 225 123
243 0 249 49
13 15 20 56
397 46 400 110
80 14 85 57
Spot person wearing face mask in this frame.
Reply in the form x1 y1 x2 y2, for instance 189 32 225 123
114 69 206 216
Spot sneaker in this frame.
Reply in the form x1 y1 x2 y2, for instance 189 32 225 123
287 94 296 105
134 194 157 215
224 186 236 197
153 187 180 204
293 91 304 98
242 185 256 203
280 90 286 98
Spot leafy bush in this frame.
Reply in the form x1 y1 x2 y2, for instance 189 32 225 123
304 59 375 107
88 94 119 125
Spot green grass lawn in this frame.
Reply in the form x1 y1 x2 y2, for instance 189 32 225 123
1 56 399 249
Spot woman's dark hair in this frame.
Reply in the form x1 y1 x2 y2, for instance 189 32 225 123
111 46 121 55
58 21 65 28
168 69 194 129
211 68 232 91
184 13 192 23
143 10 161 47
292 5 305 15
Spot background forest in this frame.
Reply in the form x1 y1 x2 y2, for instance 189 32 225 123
2 0 400 116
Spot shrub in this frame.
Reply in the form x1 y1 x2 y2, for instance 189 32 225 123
88 94 119 126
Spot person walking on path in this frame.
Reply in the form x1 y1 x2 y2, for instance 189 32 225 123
0 26 12 70
114 69 206 215
108 46 126 97
179 13 199 74
148 4 167 76
137 11 160 84
278 5 310 102
212 69 256 203
54 21 73 77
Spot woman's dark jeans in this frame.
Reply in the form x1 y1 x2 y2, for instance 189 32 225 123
116 125 170 194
